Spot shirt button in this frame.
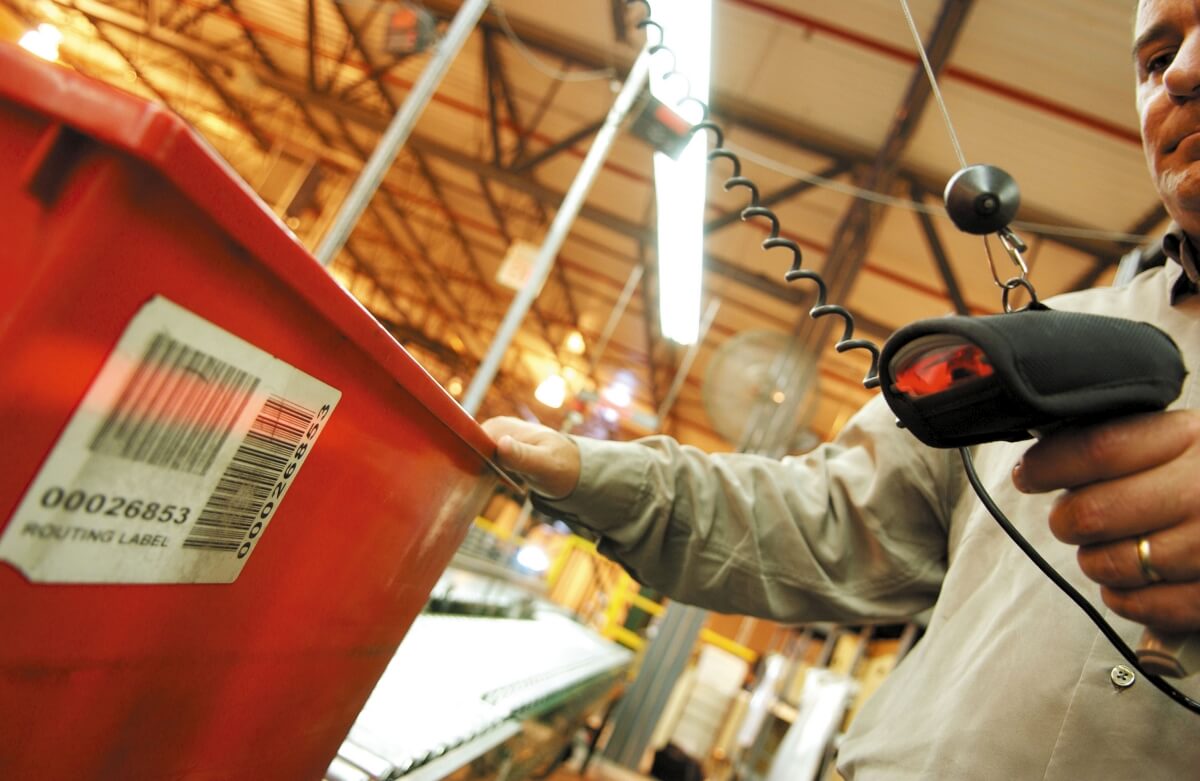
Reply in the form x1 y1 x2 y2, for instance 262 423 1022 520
1110 664 1137 688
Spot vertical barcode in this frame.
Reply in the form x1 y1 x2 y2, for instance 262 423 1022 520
181 395 316 553
89 332 261 476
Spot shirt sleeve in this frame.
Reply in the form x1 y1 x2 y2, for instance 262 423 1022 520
534 395 958 624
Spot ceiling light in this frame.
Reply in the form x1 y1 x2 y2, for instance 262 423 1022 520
649 0 713 345
19 23 62 62
447 376 464 397
534 375 566 408
565 330 586 355
602 381 633 409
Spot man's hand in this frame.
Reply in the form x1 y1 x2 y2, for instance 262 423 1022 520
481 416 581 500
1013 410 1200 633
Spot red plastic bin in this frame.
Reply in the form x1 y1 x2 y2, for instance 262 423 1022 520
0 44 505 778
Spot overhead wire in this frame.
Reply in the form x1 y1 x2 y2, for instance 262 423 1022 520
898 0 967 170
725 141 1155 246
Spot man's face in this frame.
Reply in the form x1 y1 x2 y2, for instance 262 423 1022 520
1136 0 1200 234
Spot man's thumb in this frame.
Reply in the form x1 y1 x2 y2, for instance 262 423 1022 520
497 434 536 472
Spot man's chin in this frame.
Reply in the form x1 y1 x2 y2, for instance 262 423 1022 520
1159 166 1200 226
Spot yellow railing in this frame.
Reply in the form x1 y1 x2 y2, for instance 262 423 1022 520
546 532 596 590
470 517 759 666
599 569 758 665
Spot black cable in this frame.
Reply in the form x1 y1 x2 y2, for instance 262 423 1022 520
959 447 1200 715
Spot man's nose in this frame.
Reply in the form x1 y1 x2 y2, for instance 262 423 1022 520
1166 36 1200 101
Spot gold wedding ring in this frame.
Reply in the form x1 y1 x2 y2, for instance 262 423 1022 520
1136 537 1165 585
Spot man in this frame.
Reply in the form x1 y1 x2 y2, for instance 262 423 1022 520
483 0 1200 776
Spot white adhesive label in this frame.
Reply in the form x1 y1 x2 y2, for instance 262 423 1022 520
0 297 341 583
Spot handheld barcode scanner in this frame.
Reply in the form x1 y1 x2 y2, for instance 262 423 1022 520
879 309 1186 449
876 165 1199 681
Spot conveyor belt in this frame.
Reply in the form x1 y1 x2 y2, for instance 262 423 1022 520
326 611 632 779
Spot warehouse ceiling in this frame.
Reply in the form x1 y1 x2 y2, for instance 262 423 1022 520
0 0 1168 453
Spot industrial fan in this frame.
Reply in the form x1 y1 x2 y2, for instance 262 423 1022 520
702 330 821 455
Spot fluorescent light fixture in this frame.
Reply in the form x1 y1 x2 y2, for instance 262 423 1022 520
650 0 713 345
19 23 62 62
534 375 566 408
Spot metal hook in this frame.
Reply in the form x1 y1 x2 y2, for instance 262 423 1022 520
984 227 1039 310
1001 277 1038 313
998 227 1030 277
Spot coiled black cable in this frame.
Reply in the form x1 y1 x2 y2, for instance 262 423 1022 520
627 0 881 390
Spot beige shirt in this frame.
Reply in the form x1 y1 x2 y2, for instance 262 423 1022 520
542 262 1200 779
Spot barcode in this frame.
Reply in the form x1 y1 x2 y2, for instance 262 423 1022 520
182 395 316 553
89 332 261 476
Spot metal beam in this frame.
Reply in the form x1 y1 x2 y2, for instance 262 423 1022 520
511 119 606 174
167 0 221 34
306 0 317 92
610 0 628 42
483 28 505 166
185 51 271 149
1128 202 1170 236
911 183 970 315
334 2 391 99
80 14 175 107
223 0 336 150
514 60 567 158
637 228 664 414
489 30 530 166
1067 201 1169 291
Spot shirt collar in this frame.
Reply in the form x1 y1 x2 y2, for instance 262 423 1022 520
1160 224 1200 302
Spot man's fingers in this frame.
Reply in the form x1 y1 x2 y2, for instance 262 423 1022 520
481 417 580 500
1047 458 1199 544
496 434 537 472
1077 524 1200 588
1014 410 1200 493
481 415 537 444
1101 580 1200 634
